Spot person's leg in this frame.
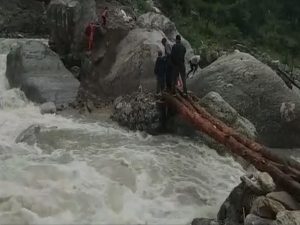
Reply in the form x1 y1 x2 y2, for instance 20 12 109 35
156 77 160 94
102 16 106 26
179 64 187 94
161 74 166 92
166 63 172 91
192 64 198 74
172 66 179 94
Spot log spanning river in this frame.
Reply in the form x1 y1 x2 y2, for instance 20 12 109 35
0 50 244 224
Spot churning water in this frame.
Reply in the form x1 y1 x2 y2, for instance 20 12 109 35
0 50 244 224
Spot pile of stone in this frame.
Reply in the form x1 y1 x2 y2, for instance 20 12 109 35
192 172 300 225
111 91 160 131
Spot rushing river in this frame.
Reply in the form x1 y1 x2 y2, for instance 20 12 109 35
0 49 244 224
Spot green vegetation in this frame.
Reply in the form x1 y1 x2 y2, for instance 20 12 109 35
159 0 300 65
119 0 300 66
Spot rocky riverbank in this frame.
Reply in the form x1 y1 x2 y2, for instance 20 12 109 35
192 171 300 225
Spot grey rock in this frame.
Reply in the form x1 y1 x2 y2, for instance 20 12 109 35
191 218 219 225
6 40 80 106
40 102 57 114
15 125 41 145
47 0 96 56
250 196 286 219
96 28 164 97
218 182 256 225
244 214 274 225
188 51 300 148
258 172 276 193
274 210 300 225
0 0 47 37
267 192 300 210
111 92 160 131
240 175 263 195
200 92 257 139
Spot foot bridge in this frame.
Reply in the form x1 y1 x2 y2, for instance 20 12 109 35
162 91 300 201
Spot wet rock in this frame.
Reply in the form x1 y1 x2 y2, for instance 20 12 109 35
250 196 286 219
258 172 276 193
15 125 41 145
244 214 274 225
191 218 219 225
111 91 160 131
189 51 300 148
40 102 57 114
6 40 80 106
267 192 300 210
218 182 257 225
274 210 300 225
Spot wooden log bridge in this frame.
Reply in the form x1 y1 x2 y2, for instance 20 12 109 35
162 91 300 201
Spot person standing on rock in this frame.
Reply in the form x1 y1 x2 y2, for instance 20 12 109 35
161 38 173 92
154 50 166 94
171 35 187 96
101 7 109 27
187 55 201 77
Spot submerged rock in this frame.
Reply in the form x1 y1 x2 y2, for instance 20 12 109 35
40 102 57 114
6 40 80 106
15 125 41 145
189 51 300 148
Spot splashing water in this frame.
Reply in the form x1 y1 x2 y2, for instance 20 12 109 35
0 48 244 224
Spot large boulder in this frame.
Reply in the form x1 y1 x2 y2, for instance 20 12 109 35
94 28 164 97
188 51 300 147
6 40 80 106
0 0 48 37
47 0 96 56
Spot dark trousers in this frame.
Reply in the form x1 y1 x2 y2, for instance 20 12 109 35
102 16 107 26
187 63 198 77
172 63 187 94
156 76 165 93
166 64 173 91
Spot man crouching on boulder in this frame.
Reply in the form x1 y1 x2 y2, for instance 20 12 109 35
154 50 166 95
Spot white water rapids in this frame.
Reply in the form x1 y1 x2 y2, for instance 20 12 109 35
0 51 244 224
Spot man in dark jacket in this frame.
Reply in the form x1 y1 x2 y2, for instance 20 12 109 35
171 35 187 95
162 38 173 92
154 50 166 94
